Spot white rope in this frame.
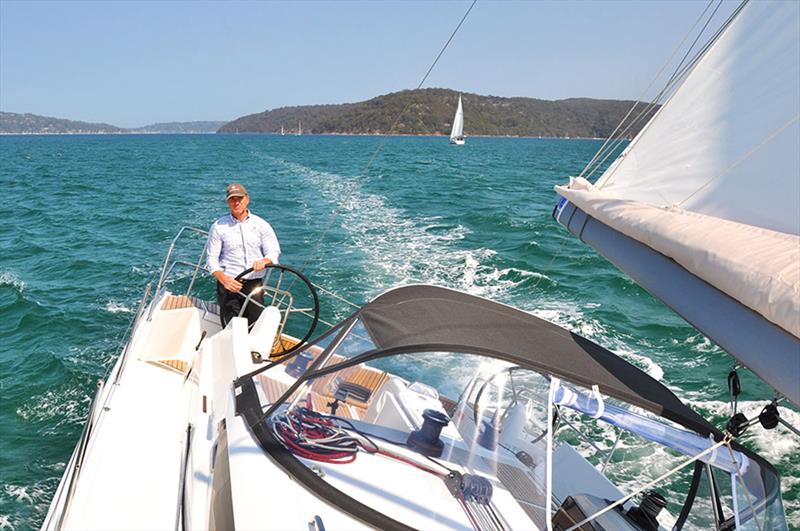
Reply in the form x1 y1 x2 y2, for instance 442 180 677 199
564 434 732 531
598 0 749 190
590 385 605 419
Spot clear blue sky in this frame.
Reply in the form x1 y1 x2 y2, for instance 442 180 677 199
0 0 737 128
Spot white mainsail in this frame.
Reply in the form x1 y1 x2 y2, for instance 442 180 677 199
450 95 465 144
556 1 800 404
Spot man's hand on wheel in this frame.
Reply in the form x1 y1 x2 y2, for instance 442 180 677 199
221 274 243 293
252 258 273 272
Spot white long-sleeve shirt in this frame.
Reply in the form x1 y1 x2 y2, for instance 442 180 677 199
206 212 280 280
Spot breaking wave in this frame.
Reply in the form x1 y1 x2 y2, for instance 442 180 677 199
104 300 133 314
0 271 25 293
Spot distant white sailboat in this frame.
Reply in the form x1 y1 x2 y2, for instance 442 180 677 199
449 95 465 145
280 125 285 136
297 121 302 136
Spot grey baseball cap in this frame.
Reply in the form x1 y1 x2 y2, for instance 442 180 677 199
226 183 248 200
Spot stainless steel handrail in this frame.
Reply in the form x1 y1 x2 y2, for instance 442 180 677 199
54 379 105 530
162 260 208 290
148 225 359 334
114 282 152 385
186 239 210 296
155 226 209 295
149 227 209 320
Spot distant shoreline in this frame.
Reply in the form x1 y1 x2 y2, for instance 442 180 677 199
0 131 610 140
0 131 219 136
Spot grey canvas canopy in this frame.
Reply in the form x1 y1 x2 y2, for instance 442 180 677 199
329 284 718 437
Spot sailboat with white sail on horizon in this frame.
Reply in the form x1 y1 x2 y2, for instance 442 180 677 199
450 94 465 145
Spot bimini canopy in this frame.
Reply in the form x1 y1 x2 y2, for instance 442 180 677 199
344 284 716 437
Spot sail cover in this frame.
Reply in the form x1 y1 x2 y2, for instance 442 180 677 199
555 1 800 403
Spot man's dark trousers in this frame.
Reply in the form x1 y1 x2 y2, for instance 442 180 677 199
217 278 264 328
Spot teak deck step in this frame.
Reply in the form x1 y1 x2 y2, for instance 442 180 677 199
269 336 300 357
156 359 190 374
161 294 219 315
162 295 193 310
261 376 291 404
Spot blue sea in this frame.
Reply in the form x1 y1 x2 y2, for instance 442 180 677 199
1 134 797 529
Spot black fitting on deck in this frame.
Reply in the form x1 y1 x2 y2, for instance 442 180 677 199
759 403 780 430
726 412 750 437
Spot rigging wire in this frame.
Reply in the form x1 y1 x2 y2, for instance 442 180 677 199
292 0 479 297
587 0 738 183
586 0 727 184
596 0 749 190
577 0 720 181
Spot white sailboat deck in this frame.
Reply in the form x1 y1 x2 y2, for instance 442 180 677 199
63 359 186 530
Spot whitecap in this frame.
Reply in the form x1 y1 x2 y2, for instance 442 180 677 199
105 301 133 314
3 485 33 504
0 271 25 292
16 385 92 430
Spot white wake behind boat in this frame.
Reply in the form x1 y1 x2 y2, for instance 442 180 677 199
450 94 465 145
